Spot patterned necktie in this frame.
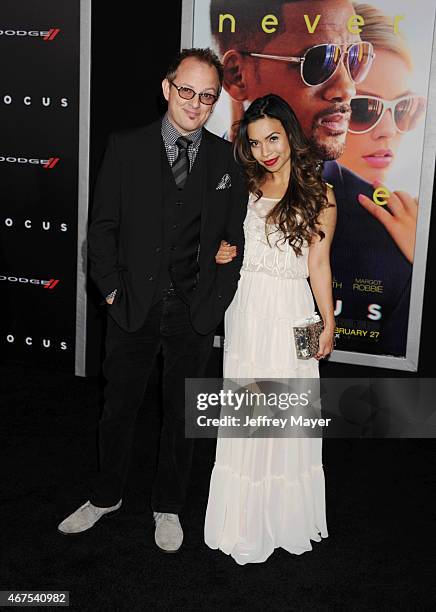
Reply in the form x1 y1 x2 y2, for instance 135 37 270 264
172 136 191 189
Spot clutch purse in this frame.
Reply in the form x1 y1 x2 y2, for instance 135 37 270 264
293 313 324 360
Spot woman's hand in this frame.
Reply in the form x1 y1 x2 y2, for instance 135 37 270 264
315 326 335 360
357 186 417 264
215 240 237 264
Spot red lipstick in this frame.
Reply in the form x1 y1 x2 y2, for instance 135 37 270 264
264 157 279 167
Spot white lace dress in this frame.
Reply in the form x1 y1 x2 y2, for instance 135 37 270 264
204 194 328 564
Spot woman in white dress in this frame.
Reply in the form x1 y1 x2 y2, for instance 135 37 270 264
204 94 336 564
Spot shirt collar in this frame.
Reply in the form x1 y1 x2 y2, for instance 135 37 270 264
161 113 203 149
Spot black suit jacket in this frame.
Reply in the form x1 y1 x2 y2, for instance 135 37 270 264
88 120 248 334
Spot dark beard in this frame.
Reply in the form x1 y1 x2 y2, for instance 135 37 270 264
309 116 345 161
308 132 347 161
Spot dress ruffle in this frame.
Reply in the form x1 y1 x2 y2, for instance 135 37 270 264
205 458 328 564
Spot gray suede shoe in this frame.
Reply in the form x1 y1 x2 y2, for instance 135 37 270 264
153 512 183 552
57 499 122 535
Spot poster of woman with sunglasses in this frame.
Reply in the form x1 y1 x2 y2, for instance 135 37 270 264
185 0 435 369
340 3 426 266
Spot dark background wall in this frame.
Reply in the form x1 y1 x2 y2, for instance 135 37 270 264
86 0 436 378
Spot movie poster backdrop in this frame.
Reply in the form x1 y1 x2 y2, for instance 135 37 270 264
183 0 436 371
0 0 90 374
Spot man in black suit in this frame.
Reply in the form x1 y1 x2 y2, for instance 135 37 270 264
58 48 248 551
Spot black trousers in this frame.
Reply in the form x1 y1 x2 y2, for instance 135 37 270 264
90 291 214 513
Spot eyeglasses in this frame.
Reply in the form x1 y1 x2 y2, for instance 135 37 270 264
243 42 375 87
349 94 426 134
169 81 218 105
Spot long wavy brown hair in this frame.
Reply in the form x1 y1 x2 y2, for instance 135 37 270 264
234 94 330 256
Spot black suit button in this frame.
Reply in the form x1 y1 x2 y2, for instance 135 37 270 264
176 201 183 207
170 245 177 251
148 275 154 281
172 223 179 229
155 247 161 253
218 294 222 299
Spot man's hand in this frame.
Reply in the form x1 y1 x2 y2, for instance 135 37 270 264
357 185 417 263
216 240 237 264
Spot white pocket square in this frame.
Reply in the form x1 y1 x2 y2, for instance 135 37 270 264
216 173 231 190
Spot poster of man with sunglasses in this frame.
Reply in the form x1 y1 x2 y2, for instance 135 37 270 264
184 0 435 369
